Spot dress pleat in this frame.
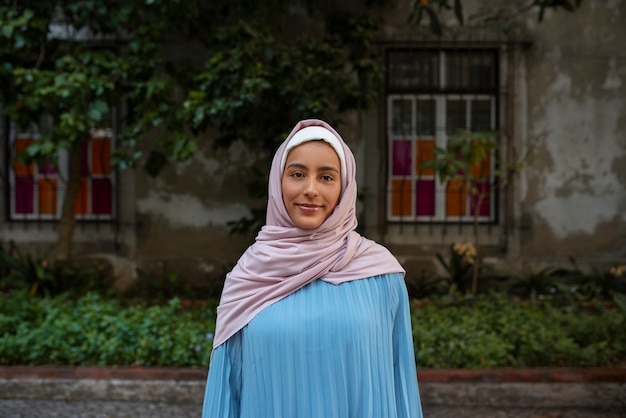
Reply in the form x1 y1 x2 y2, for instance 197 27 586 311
202 273 423 418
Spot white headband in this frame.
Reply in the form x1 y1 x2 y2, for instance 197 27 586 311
280 126 347 190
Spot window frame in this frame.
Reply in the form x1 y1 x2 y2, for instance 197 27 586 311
6 121 118 222
384 46 501 225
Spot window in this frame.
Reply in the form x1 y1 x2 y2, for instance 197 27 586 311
386 48 499 223
8 124 116 221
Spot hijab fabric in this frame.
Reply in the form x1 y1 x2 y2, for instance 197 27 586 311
213 119 405 348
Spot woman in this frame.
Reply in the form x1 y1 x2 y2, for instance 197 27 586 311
202 119 423 418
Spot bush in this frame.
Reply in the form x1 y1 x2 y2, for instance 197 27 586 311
412 292 626 368
1 290 624 368
0 292 215 367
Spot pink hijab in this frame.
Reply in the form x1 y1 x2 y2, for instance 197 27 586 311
213 119 405 348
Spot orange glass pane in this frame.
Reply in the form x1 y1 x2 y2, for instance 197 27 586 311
91 138 111 175
38 178 58 215
446 179 466 216
391 179 412 217
470 155 490 178
74 178 89 214
13 138 35 177
415 139 435 176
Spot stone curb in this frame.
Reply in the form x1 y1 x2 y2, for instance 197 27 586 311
1 367 625 408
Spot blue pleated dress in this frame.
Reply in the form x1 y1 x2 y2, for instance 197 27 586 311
202 273 423 418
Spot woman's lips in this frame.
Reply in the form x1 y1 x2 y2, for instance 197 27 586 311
297 204 321 212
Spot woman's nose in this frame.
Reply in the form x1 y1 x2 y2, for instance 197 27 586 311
303 178 319 196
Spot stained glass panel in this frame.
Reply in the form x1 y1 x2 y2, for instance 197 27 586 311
393 140 412 176
92 178 112 215
15 177 34 214
91 138 111 175
38 178 58 215
391 179 412 217
415 140 435 176
416 180 435 216
470 181 490 217
446 179 466 216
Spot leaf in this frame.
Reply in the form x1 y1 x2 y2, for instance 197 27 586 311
143 150 168 177
87 100 108 121
1 24 13 38
453 0 464 25
425 7 442 36
611 292 626 312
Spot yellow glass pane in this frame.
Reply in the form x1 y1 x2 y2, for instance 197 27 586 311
391 179 412 217
13 138 35 177
38 178 57 215
415 139 435 176
91 138 111 175
446 179 466 216
74 178 89 215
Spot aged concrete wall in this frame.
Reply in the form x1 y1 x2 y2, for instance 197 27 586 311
522 0 626 261
132 136 266 285
2 1 624 288
358 0 626 276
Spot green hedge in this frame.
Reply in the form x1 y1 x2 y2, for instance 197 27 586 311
412 293 626 368
0 293 215 367
1 291 624 368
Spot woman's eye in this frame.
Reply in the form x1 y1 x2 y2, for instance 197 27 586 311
291 172 304 178
321 175 334 181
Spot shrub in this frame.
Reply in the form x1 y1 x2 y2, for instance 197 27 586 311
1 290 624 368
0 292 215 367
412 292 626 368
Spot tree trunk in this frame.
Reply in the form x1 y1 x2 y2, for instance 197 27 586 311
471 185 489 295
56 145 82 262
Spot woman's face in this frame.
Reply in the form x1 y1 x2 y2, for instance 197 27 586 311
281 140 342 230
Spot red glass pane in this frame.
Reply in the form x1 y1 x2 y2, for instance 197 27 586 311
91 138 111 175
13 138 35 177
38 158 58 175
15 177 34 214
470 181 490 217
416 179 435 216
74 178 89 214
392 140 412 176
91 178 112 215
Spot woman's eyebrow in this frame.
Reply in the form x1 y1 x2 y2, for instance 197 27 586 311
285 162 339 173
285 162 308 170
317 165 340 173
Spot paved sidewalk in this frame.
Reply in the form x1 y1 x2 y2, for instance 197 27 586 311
0 400 624 418
0 367 624 418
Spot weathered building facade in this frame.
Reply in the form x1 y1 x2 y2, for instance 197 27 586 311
2 0 625 289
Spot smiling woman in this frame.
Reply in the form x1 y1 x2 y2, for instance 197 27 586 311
281 140 342 230
202 119 424 418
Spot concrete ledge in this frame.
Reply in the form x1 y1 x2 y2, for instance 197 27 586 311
1 367 624 408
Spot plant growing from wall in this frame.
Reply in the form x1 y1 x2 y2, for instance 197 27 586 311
421 129 525 294
408 0 584 35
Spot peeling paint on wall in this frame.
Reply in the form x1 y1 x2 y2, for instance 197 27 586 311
137 190 252 228
531 69 625 238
